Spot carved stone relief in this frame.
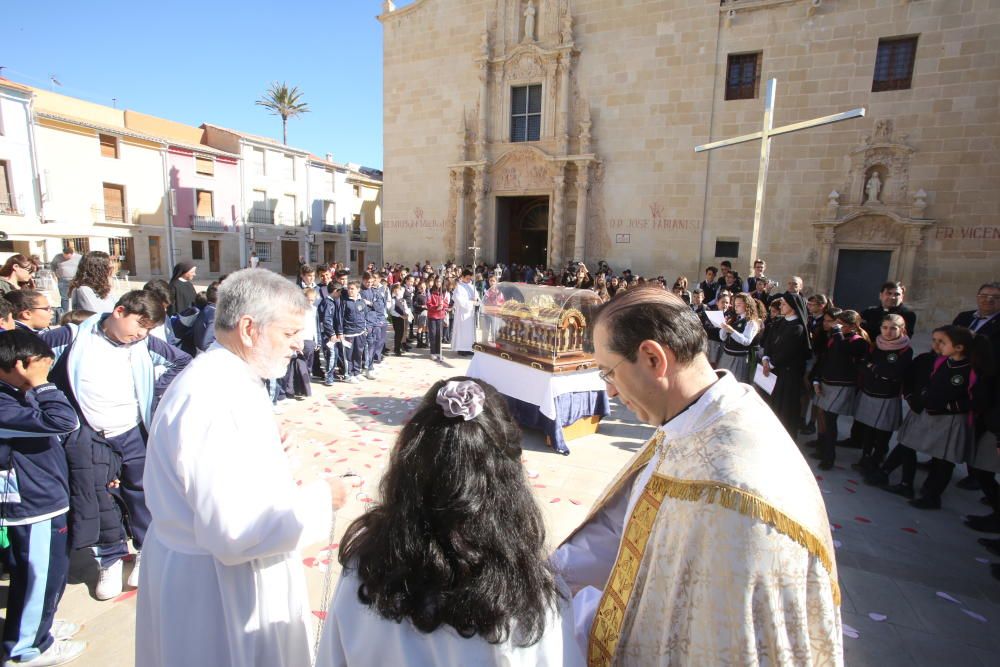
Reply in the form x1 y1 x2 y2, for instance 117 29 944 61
490 147 553 192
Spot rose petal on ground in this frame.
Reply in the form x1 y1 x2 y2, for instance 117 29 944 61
550 498 561 503
815 475 824 481
533 484 546 488
832 523 842 530
844 487 857 494
854 516 871 523
833 540 842 548
961 609 987 623
868 613 887 622
526 470 540 478
312 611 327 620
842 623 860 639
569 499 582 505
303 557 317 568
936 591 962 604
901 527 918 534
114 590 138 603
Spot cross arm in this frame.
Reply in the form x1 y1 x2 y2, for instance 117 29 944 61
694 107 866 153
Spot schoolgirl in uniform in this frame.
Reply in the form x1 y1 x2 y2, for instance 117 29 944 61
718 292 761 383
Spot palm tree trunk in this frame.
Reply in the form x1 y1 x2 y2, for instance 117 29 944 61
282 116 288 145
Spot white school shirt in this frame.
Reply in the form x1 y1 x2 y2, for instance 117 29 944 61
74 328 141 436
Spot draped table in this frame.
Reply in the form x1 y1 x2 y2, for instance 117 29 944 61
466 353 610 455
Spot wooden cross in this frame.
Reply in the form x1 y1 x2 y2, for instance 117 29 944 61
695 78 865 261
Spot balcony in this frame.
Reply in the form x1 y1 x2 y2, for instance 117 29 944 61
0 193 20 215
322 223 348 234
92 204 132 224
246 210 275 225
351 229 368 242
192 216 230 232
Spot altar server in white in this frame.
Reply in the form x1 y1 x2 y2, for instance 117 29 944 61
451 269 479 356
316 377 582 666
136 269 345 667
552 286 842 666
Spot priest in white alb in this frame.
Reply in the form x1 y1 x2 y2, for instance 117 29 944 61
451 268 480 357
136 269 345 667
553 286 842 665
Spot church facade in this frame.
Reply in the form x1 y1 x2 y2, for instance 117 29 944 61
379 0 998 324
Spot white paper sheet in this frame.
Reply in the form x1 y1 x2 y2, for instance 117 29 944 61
753 365 777 395
705 310 726 327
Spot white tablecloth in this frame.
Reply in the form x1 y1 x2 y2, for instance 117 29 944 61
466 353 607 420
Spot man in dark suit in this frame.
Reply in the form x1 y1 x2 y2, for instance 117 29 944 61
861 281 917 342
953 282 1000 493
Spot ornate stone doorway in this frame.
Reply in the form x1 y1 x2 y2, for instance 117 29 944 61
496 195 549 267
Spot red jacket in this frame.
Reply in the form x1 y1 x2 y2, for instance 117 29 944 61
426 293 448 320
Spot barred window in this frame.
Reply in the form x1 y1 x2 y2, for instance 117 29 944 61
254 241 272 262
872 36 917 92
725 52 762 101
510 84 542 142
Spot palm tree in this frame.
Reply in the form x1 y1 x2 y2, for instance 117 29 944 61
255 82 310 145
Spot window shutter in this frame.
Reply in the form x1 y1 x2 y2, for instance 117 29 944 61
99 134 118 158
195 156 214 176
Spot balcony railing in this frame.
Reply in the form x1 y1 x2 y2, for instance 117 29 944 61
323 223 348 234
246 210 275 225
351 229 368 242
92 204 131 224
0 193 20 215
192 216 230 232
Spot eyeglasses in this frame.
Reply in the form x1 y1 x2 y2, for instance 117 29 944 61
598 357 628 385
31 306 53 312
976 294 998 301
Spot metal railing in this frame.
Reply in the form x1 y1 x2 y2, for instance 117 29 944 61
92 204 131 223
323 223 348 234
192 216 229 232
245 210 275 225
351 229 367 242
0 193 20 215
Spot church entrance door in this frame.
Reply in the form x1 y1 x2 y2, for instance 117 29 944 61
495 196 549 268
833 249 891 311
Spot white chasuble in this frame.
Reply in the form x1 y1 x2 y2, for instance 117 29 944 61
554 372 842 666
136 344 333 667
451 281 478 352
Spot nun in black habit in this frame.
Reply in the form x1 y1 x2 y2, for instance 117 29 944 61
761 293 812 437
168 261 198 316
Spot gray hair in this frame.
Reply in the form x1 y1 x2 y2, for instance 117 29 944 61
215 268 309 332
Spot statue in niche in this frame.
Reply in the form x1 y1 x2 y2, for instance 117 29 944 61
561 12 573 44
865 172 882 204
523 1 536 42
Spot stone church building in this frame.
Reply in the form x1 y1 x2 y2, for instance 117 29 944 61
379 0 998 323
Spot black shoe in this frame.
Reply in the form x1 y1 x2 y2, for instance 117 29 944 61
863 468 889 486
809 450 823 460
978 537 1000 557
991 563 1000 582
804 439 821 449
882 483 915 499
457 351 474 357
956 476 982 491
964 514 1000 533
850 457 872 472
818 461 835 471
837 438 860 450
909 495 941 510
799 424 816 435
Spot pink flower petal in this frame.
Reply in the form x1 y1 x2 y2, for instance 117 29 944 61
550 498 561 503
854 516 871 524
901 527 918 534
312 611 327 620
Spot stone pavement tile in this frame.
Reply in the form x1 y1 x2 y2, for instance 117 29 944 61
838 566 928 632
894 578 1000 651
895 624 995 667
840 611 911 667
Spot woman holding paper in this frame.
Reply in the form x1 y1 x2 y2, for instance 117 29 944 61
761 295 811 437
718 292 762 383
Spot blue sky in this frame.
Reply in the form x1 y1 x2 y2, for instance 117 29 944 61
2 0 386 168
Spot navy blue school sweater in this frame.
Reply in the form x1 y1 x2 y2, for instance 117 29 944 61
339 297 369 336
0 382 79 523
819 328 869 386
862 346 913 398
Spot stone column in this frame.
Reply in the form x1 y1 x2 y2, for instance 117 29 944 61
573 162 589 262
558 52 571 154
898 225 924 293
550 164 566 269
451 169 467 263
815 224 836 293
473 169 488 259
478 63 489 159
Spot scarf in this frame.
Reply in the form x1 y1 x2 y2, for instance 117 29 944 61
876 334 910 351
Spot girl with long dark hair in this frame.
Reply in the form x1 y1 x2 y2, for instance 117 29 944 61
68 251 116 312
813 310 871 470
0 255 33 295
317 378 578 665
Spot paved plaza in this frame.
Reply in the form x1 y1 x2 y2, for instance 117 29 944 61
3 349 999 666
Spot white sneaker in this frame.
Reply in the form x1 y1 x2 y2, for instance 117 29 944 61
94 559 123 601
364 371 376 380
126 551 141 588
3 639 86 666
50 620 80 641
348 376 360 384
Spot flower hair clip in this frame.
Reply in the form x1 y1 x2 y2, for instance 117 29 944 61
436 380 486 421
